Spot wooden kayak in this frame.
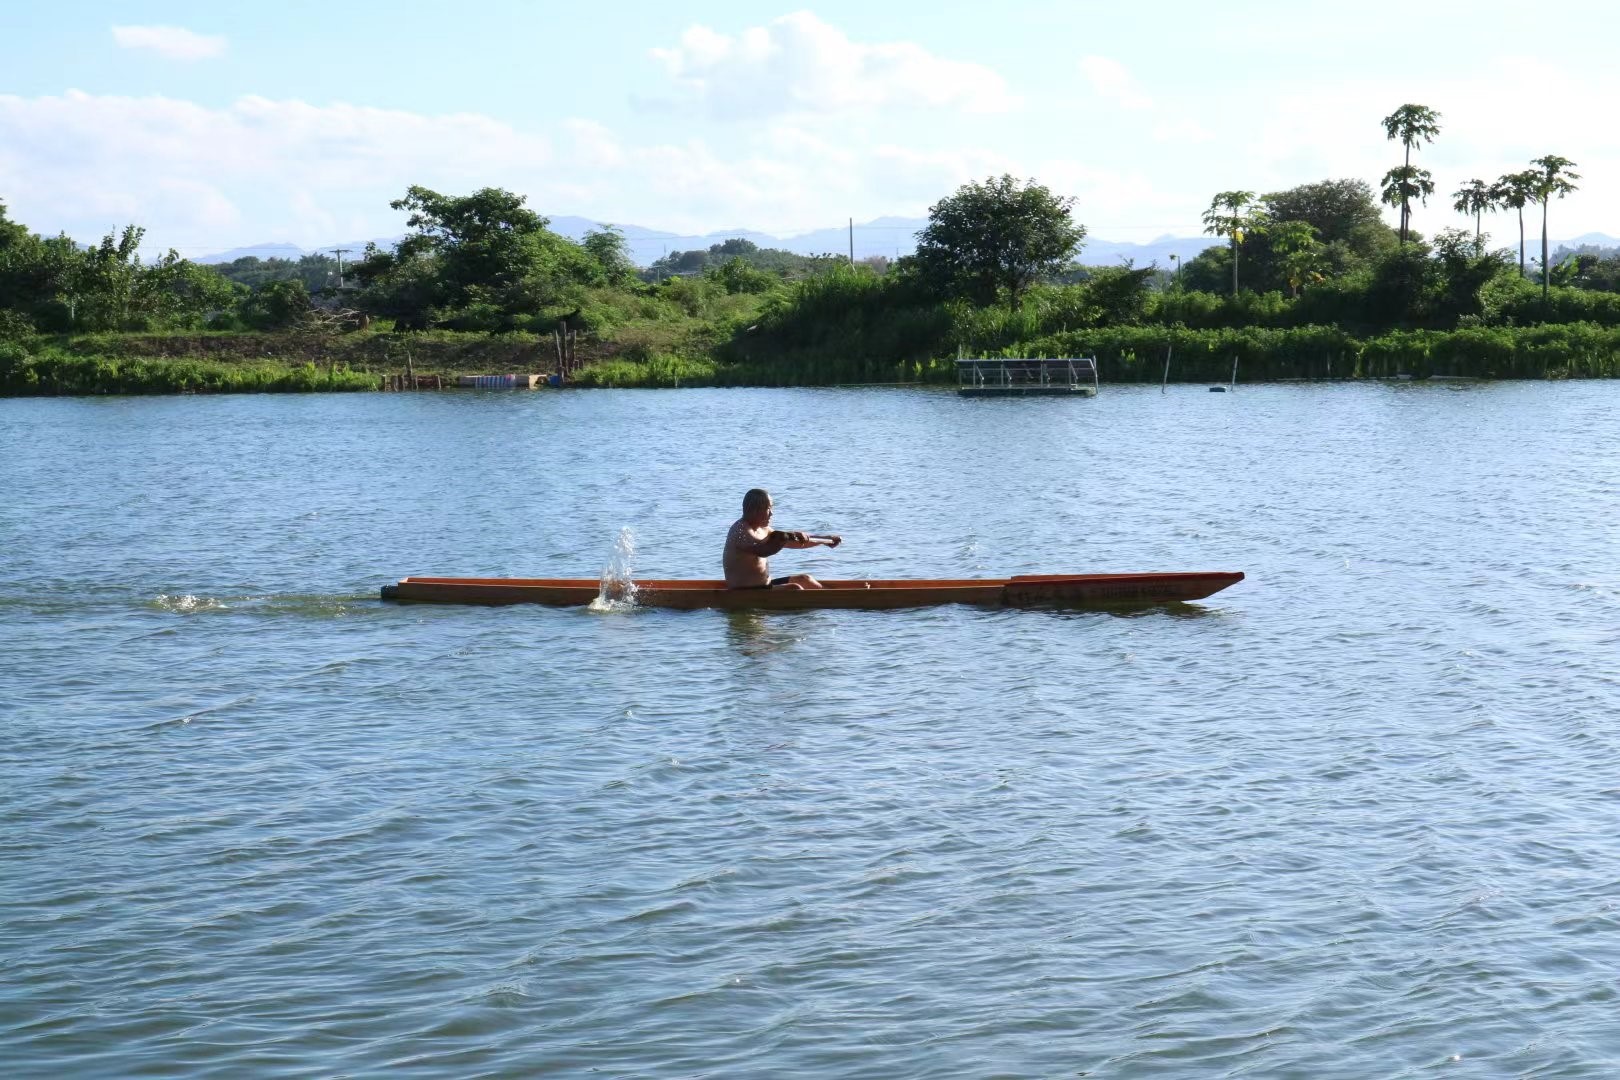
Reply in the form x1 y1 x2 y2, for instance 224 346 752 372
379 572 1244 610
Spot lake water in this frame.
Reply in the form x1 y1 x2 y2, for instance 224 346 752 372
3 382 1619 1078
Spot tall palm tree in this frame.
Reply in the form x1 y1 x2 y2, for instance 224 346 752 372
1452 179 1494 241
1491 171 1537 278
1381 104 1442 244
1201 190 1257 296
1527 155 1581 301
1380 166 1435 242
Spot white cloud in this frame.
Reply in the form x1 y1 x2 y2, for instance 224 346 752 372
1152 118 1215 144
4 55 1615 260
0 91 554 251
111 25 227 61
649 11 1017 119
1078 56 1152 111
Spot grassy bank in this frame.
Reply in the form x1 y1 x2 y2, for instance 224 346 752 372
5 320 1620 396
0 345 378 395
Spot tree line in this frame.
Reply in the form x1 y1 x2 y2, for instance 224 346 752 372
1 97 1614 357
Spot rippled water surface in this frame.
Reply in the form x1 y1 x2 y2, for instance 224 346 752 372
4 383 1620 1078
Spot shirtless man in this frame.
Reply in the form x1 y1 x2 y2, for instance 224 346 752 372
723 488 841 590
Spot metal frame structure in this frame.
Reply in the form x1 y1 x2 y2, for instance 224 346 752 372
957 357 1100 396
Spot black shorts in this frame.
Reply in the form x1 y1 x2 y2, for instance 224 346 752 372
733 576 792 590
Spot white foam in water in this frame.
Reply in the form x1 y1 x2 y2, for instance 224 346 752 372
588 527 639 612
154 593 227 613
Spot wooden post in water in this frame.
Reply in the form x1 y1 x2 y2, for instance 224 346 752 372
1230 355 1238 390
1162 345 1172 394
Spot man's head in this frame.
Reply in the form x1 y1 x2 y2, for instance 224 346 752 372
743 488 773 526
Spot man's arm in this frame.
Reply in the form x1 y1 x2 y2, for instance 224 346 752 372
731 530 787 557
771 530 840 549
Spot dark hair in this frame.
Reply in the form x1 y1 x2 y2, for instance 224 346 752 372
743 488 771 513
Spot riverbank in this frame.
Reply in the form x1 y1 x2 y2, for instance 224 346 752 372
4 321 1620 395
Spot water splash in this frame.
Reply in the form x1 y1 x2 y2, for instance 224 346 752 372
152 594 228 614
589 527 639 612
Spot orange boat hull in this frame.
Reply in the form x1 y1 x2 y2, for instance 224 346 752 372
379 572 1244 610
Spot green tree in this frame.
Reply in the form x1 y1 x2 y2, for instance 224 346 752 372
911 174 1086 309
0 201 45 332
142 252 241 328
1451 179 1494 241
390 185 549 305
1527 155 1581 301
242 279 313 329
1079 264 1157 324
707 256 779 295
582 225 636 286
1262 179 1390 248
1380 166 1435 244
1381 104 1442 243
1267 220 1326 297
712 238 760 257
1201 190 1258 295
1430 228 1509 323
1491 170 1538 279
351 241 444 330
73 225 147 330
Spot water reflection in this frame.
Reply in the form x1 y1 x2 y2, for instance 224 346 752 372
1019 598 1235 620
723 609 804 657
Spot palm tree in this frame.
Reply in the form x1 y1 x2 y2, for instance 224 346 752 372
1491 171 1537 278
1452 179 1494 241
1380 166 1435 242
1201 190 1257 296
1527 155 1581 301
1381 104 1442 244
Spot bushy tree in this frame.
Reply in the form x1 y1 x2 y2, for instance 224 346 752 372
1262 179 1391 251
910 175 1085 309
1079 265 1157 325
1430 228 1510 322
391 185 548 304
707 257 779 295
1267 221 1327 297
209 253 341 294
355 186 602 329
582 226 636 286
241 279 312 329
642 239 834 283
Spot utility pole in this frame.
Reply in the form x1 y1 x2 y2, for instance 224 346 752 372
848 218 854 264
329 248 353 289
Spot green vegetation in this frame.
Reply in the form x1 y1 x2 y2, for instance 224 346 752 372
2 99 1616 396
0 342 376 395
641 237 843 282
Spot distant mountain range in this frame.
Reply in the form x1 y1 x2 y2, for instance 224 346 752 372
195 215 1224 269
194 221 1620 270
1557 232 1620 253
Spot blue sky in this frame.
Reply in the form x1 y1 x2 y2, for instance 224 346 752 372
2 0 1616 256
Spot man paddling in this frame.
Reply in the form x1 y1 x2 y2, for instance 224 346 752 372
724 488 841 589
